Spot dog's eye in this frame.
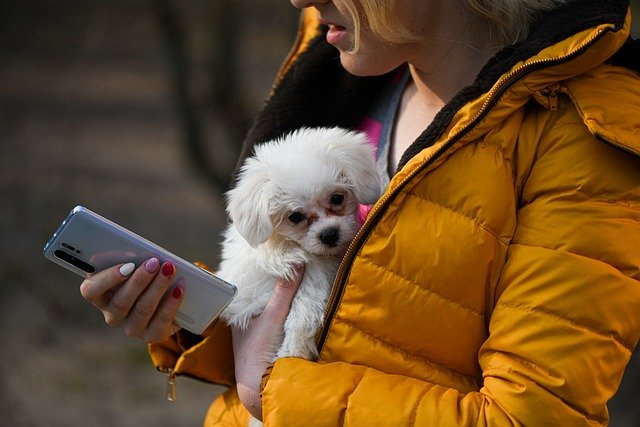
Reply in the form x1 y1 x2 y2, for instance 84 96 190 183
288 212 306 224
330 193 344 205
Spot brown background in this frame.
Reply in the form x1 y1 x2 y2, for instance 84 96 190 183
1 1 638 426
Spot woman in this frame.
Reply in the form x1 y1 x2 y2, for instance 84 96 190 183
81 0 640 425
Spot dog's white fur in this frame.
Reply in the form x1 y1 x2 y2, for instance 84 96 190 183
218 127 381 366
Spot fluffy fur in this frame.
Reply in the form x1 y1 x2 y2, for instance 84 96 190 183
219 127 381 363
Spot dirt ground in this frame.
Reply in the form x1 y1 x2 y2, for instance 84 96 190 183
1 1 638 426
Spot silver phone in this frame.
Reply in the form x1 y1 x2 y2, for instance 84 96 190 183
43 206 236 335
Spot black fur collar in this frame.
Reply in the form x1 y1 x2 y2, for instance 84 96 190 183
238 0 630 177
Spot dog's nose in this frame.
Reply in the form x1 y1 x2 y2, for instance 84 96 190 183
319 227 340 247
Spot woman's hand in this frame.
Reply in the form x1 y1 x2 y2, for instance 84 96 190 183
232 265 305 420
79 258 184 343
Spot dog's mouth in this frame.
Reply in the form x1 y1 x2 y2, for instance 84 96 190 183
312 234 353 257
311 244 349 257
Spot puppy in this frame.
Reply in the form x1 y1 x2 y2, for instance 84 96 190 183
218 127 381 364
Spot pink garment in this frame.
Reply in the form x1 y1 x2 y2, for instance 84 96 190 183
357 204 373 227
355 115 383 227
357 117 382 158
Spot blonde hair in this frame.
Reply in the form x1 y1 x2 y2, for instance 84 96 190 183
341 0 568 48
465 0 569 44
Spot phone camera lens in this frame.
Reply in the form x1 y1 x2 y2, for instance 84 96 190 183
54 250 95 273
62 242 77 251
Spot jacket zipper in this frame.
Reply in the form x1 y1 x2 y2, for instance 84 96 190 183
316 24 616 353
158 366 178 402
166 368 177 402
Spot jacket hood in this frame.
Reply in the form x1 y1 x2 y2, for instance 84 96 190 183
240 0 637 176
564 38 640 157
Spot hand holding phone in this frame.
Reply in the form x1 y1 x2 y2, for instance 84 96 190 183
44 206 236 336
79 258 186 341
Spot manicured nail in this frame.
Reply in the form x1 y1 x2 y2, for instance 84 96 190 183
161 262 175 277
144 257 159 273
171 286 183 299
119 263 135 276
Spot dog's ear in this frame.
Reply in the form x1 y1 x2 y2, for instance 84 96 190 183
226 157 274 247
330 129 382 204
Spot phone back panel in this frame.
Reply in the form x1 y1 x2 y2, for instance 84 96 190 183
44 206 236 334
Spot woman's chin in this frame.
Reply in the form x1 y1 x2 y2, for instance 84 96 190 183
338 51 402 77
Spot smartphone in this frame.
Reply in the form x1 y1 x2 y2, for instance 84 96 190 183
43 206 236 335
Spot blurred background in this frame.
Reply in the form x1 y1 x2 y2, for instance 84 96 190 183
1 1 638 426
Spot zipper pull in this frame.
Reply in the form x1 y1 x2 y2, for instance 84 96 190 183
166 368 177 402
547 86 558 111
542 84 560 111
534 84 561 111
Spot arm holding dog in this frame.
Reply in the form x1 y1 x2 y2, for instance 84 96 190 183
232 266 305 420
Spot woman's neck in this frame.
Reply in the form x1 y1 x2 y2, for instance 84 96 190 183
407 7 500 108
390 10 500 171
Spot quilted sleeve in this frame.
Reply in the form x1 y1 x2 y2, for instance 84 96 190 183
260 103 640 426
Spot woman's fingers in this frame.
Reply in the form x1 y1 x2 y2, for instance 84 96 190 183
80 259 183 342
79 262 135 308
79 258 185 343
122 261 177 338
262 264 305 323
105 258 164 326
143 284 185 342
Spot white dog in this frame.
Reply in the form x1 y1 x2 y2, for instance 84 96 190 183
218 127 381 365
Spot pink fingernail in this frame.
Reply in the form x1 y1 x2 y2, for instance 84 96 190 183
144 257 159 273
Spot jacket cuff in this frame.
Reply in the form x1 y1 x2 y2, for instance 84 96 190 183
261 357 369 426
148 318 235 386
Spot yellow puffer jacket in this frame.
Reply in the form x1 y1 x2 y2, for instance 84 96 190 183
149 1 640 425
